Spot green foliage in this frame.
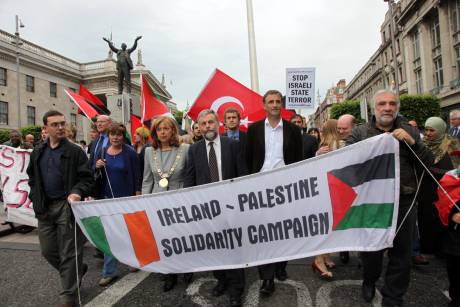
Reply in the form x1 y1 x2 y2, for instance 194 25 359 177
174 110 184 126
330 100 368 123
20 125 42 142
0 128 11 144
399 95 440 126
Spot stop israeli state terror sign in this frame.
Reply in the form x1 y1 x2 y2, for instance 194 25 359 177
286 67 315 109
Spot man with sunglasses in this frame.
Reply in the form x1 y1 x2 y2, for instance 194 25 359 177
27 110 94 307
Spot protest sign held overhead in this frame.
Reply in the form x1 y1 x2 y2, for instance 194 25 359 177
71 134 400 273
286 67 315 109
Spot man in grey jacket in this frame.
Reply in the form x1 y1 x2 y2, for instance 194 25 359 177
346 89 433 307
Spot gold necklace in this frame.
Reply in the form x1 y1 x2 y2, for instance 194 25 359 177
153 145 183 188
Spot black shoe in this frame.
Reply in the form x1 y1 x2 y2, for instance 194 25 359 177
361 282 375 302
275 267 288 281
93 250 104 259
229 295 242 307
79 263 88 287
183 273 194 284
212 281 227 297
259 279 275 297
340 251 350 264
163 278 177 292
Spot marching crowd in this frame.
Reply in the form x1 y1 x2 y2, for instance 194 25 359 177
2 88 459 306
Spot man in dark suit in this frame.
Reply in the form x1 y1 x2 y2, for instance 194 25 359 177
222 108 247 143
184 109 246 307
246 90 303 297
449 109 460 140
290 114 318 159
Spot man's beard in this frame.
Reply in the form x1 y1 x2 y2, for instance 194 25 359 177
204 130 218 141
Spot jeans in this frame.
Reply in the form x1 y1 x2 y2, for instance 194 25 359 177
103 254 118 278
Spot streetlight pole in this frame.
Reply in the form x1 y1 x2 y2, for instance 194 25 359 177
246 0 260 92
14 15 24 129
385 0 400 96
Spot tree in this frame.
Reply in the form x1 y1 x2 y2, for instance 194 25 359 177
399 95 440 126
330 100 368 123
20 125 42 143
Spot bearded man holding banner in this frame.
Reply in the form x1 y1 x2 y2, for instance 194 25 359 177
184 109 246 307
245 90 303 297
346 89 433 307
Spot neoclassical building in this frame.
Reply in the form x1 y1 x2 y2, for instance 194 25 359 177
345 0 460 117
0 29 175 140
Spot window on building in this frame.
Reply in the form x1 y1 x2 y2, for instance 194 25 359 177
434 57 444 88
50 82 57 97
0 68 6 86
412 29 420 59
431 12 441 49
456 47 460 79
415 69 423 94
27 106 35 125
451 0 460 34
398 65 404 83
0 101 8 125
26 75 34 92
70 113 77 127
396 39 401 54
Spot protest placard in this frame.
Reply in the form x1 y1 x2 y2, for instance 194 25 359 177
0 145 36 227
286 67 315 109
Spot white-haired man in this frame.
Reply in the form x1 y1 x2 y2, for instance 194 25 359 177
449 109 460 140
346 89 433 307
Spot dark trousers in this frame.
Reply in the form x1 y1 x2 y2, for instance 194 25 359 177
37 199 86 304
361 195 416 306
446 254 460 307
213 269 245 297
258 261 287 280
118 67 131 94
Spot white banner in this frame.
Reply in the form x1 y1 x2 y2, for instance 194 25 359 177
286 67 315 109
0 145 36 227
71 134 400 273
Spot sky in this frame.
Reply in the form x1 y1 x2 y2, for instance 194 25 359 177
0 0 388 115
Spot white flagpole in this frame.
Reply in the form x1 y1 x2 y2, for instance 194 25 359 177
246 0 260 93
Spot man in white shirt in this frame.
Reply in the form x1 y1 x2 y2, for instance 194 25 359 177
246 90 303 297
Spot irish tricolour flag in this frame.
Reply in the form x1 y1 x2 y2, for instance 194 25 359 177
80 210 161 267
328 153 396 231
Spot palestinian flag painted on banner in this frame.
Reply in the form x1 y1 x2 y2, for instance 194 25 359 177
80 210 161 267
327 153 396 230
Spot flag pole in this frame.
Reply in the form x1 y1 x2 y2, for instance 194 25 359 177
246 0 259 93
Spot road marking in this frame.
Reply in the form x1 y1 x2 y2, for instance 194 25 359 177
84 271 150 307
316 280 382 307
442 290 451 301
185 277 216 307
244 279 313 307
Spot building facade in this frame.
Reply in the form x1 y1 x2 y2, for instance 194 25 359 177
345 0 460 118
313 79 347 128
0 29 174 141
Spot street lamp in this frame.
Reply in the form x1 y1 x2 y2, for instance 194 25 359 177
384 0 400 96
14 15 24 128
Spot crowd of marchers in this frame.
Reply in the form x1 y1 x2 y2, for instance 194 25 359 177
1 89 458 307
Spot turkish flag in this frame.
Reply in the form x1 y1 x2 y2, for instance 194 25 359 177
140 74 171 122
65 89 100 120
187 69 294 131
77 84 110 115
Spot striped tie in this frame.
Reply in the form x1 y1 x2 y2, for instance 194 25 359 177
208 142 219 182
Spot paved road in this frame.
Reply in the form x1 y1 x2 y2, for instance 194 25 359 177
0 232 452 307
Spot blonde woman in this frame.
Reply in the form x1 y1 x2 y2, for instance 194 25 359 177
142 116 191 291
313 119 342 279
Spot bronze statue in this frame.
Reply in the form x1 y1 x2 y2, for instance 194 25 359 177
103 36 142 94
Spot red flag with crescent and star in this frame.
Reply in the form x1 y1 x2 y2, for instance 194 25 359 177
187 69 294 131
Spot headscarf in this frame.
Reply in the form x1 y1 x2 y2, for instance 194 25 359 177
424 117 460 167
